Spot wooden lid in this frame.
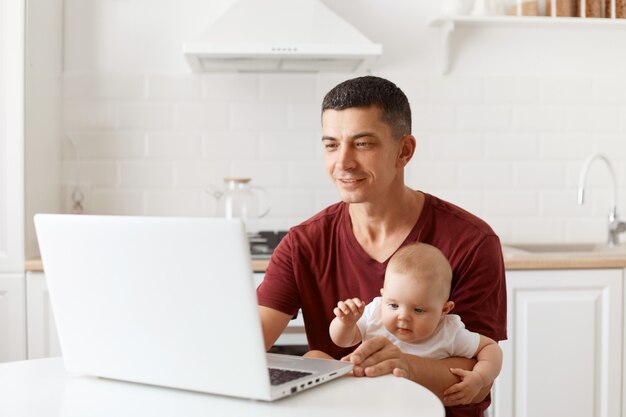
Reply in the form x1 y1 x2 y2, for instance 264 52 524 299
223 177 251 183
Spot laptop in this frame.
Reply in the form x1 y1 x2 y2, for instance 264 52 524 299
34 214 352 401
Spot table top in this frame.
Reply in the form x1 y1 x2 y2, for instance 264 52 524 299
0 358 444 417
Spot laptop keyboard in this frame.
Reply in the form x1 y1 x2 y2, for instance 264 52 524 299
268 368 312 386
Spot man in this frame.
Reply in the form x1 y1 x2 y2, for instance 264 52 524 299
256 76 506 417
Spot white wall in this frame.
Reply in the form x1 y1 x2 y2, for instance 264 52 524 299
25 0 63 259
60 0 626 244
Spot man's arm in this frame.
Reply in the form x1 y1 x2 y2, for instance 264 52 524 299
258 306 292 351
344 336 491 405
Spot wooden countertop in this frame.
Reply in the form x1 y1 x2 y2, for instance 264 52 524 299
25 246 626 273
501 244 626 270
25 258 271 273
502 254 626 270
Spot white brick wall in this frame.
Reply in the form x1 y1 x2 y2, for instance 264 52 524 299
61 71 626 242
58 0 626 243
147 75 201 100
147 132 202 159
118 103 172 130
485 77 539 103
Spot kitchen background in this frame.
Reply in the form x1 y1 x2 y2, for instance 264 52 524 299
6 2 626 413
26 0 626 258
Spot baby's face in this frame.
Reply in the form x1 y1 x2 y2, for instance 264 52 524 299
380 271 450 344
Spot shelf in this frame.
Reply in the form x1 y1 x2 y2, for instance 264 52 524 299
432 15 626 28
431 15 626 74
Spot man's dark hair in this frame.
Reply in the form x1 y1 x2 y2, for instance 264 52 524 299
322 75 412 140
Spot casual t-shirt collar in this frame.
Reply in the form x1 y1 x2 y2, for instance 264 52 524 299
341 191 433 266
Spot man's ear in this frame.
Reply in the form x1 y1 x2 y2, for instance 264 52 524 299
442 301 455 315
396 135 416 167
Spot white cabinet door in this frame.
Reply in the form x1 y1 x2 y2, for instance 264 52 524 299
494 269 622 417
0 0 25 273
0 274 26 362
26 272 61 359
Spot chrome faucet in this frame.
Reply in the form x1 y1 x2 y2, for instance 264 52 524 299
577 153 626 246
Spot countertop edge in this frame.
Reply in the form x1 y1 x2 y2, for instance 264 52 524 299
503 257 626 270
26 257 626 272
25 258 271 273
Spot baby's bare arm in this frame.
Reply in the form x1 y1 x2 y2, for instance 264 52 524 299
443 335 503 404
472 335 503 386
329 298 365 347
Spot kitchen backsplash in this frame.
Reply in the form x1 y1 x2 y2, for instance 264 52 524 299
59 0 626 244
62 72 626 243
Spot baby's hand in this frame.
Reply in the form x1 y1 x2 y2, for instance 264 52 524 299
442 368 484 406
333 298 365 324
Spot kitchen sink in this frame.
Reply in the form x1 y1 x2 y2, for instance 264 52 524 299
502 242 626 257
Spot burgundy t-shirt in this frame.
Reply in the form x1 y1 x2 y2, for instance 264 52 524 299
257 192 507 417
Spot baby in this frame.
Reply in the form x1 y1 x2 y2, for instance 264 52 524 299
329 242 503 404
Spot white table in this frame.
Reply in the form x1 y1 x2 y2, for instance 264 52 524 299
0 358 444 417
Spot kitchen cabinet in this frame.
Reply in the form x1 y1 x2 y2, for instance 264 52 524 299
26 272 61 359
0 275 27 362
493 268 622 417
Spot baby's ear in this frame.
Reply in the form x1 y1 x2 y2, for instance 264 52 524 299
442 300 455 314
380 288 384 296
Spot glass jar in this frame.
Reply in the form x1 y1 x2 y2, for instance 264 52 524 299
605 0 626 17
579 0 605 16
206 178 271 231
504 0 541 15
546 0 576 15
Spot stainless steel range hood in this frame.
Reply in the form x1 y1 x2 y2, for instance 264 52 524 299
182 0 382 73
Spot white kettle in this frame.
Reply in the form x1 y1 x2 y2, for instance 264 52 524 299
207 178 271 222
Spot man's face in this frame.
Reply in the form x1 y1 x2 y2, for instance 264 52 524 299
321 106 405 204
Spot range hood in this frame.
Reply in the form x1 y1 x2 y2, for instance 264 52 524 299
183 0 382 73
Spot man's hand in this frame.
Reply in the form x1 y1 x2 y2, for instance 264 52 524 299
342 336 411 378
342 337 490 407
333 298 365 325
442 368 485 406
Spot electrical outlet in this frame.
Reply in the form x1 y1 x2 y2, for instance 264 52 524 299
64 184 90 214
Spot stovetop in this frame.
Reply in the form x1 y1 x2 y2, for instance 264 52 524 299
248 231 288 259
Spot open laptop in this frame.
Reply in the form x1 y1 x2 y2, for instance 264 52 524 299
34 214 352 401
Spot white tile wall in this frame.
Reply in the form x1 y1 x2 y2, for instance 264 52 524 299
61 70 626 240
173 160 230 189
429 133 483 160
119 161 173 188
513 162 565 188
594 79 626 104
147 75 201 100
540 78 593 104
59 0 626 243
484 133 539 160
512 105 566 131
118 103 172 130
485 77 539 103
174 102 230 130
147 132 202 159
